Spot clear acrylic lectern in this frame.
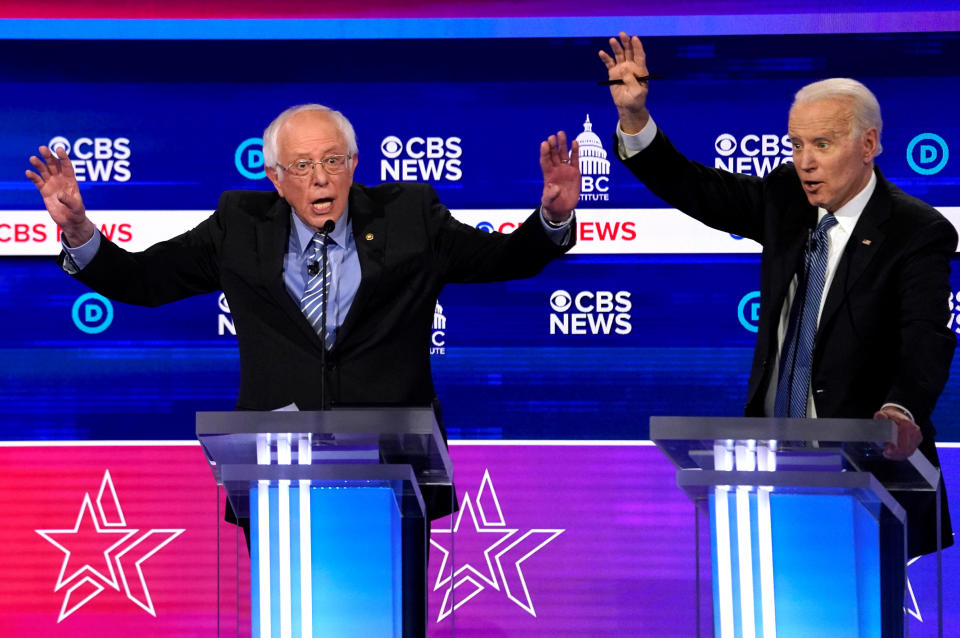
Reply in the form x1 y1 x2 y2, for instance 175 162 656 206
651 416 943 638
197 407 454 638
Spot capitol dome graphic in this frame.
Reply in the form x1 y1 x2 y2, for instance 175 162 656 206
576 115 610 176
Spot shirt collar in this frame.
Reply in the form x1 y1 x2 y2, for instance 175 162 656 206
817 170 877 235
290 203 351 256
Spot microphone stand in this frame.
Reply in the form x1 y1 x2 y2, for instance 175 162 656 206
318 219 334 410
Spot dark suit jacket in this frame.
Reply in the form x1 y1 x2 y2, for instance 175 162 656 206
620 130 955 557
69 181 574 519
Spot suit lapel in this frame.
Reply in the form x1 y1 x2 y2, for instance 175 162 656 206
334 184 387 346
820 169 890 330
769 200 817 317
255 197 326 349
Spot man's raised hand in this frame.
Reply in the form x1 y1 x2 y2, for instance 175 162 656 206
539 131 580 222
598 32 652 134
26 145 93 246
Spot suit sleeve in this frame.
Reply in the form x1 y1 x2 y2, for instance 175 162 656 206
66 194 226 307
420 185 575 284
886 216 957 425
619 129 770 243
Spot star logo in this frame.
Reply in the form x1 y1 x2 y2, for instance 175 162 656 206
430 469 564 621
905 556 923 622
35 470 184 622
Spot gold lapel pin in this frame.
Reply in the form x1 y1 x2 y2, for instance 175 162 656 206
365 233 375 241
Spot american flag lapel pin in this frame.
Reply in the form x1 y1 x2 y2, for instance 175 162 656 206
862 239 872 246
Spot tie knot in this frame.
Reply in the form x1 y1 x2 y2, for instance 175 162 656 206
816 213 838 235
305 232 331 260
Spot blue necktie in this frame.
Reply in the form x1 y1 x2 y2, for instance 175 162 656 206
300 233 334 349
774 213 838 417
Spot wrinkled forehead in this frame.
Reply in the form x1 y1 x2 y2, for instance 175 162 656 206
788 97 856 138
277 111 348 157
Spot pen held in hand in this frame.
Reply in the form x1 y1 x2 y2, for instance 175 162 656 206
597 74 662 86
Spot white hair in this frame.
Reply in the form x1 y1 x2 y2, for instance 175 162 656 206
262 104 358 175
792 78 883 154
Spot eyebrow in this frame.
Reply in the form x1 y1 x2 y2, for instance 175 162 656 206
788 130 843 141
287 149 347 159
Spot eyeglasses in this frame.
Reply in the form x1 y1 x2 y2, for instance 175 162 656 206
278 154 353 177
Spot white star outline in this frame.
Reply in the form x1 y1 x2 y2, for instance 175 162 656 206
430 469 564 622
35 469 185 622
905 556 922 622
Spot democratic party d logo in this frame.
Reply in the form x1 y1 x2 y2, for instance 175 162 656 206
235 137 265 180
738 290 761 333
907 133 949 175
72 293 113 334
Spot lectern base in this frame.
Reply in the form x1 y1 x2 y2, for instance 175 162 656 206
709 488 904 638
250 485 405 637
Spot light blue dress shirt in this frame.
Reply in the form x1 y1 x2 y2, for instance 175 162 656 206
284 206 360 347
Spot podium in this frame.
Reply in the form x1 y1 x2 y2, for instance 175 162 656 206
197 408 454 638
651 417 943 638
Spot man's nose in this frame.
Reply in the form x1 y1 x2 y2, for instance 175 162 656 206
794 149 816 171
311 163 330 185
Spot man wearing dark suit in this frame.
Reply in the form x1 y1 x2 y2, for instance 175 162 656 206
599 33 954 560
26 105 581 526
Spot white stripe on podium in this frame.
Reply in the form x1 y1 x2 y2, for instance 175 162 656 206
713 441 735 638
298 435 313 638
735 486 756 638
756 488 776 638
277 435 292 638
756 443 777 638
714 487 735 638
734 442 756 638
256 434 272 638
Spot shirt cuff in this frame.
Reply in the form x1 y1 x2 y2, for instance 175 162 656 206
538 208 575 246
61 227 102 274
616 116 658 159
881 402 915 423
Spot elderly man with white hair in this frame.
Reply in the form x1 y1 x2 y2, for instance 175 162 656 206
26 104 580 541
599 33 954 563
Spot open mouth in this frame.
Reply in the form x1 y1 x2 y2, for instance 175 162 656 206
311 198 334 214
802 181 822 193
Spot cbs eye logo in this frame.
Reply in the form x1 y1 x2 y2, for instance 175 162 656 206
715 134 738 156
380 136 403 159
549 290 573 313
48 136 71 154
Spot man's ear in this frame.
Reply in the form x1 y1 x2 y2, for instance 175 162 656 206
862 127 879 162
266 166 284 197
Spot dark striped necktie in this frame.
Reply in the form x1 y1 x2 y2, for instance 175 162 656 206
300 232 333 349
774 213 838 417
